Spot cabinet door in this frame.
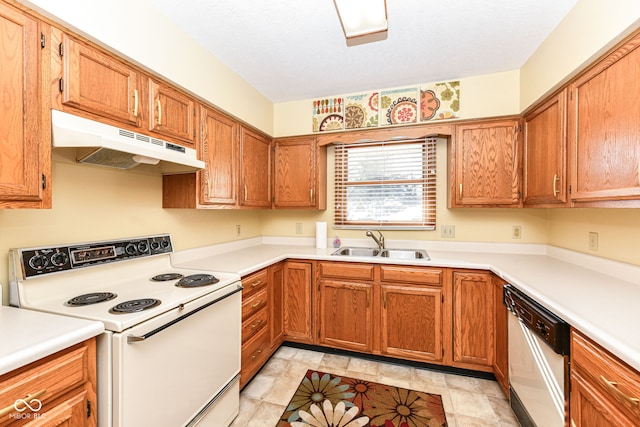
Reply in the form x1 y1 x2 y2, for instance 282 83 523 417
239 127 271 207
380 284 444 363
200 107 238 205
452 271 494 369
0 4 49 208
569 34 640 205
60 34 140 126
148 79 196 147
273 136 326 209
269 263 285 348
318 280 373 353
452 119 521 207
524 89 568 206
283 261 313 343
571 369 637 427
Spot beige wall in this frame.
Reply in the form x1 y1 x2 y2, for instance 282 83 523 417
273 70 521 137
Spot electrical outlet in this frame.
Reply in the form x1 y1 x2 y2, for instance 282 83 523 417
589 232 598 251
295 223 303 234
512 226 522 239
441 225 455 238
235 225 241 236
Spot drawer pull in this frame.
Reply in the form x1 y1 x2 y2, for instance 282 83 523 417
133 90 139 117
600 375 640 407
251 348 264 360
553 174 560 196
0 388 47 418
251 280 262 288
251 300 263 308
250 320 263 329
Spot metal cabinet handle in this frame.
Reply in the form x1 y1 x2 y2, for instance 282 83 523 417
459 183 463 199
243 184 248 202
204 178 210 199
0 389 47 418
600 375 640 407
251 300 262 308
250 320 263 329
157 99 162 126
133 90 139 117
251 280 262 288
553 174 560 196
310 188 314 204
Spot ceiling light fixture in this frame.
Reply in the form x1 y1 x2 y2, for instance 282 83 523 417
333 0 388 46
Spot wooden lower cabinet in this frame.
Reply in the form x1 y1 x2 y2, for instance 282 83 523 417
0 338 97 426
570 329 640 426
451 270 494 371
380 284 444 363
318 280 373 353
283 261 314 344
239 268 270 389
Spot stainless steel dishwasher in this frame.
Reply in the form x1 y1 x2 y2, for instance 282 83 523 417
504 284 570 427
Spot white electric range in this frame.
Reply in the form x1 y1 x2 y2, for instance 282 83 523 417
9 234 242 427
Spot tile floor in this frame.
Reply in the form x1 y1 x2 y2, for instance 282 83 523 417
230 345 520 427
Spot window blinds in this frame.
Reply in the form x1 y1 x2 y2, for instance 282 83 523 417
334 138 437 229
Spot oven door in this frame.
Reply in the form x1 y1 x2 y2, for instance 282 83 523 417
112 282 242 427
508 312 566 427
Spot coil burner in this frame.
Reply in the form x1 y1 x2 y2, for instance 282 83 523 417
175 274 219 288
109 298 161 314
66 292 117 306
150 273 184 282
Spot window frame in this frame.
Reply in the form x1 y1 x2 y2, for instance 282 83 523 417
334 138 437 230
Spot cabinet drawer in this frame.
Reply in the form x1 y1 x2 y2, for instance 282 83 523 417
572 329 640 421
241 326 270 388
242 308 268 343
380 265 443 286
0 343 90 423
242 269 268 298
242 288 268 321
319 262 375 280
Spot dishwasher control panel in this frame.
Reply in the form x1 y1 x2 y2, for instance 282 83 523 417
504 284 570 355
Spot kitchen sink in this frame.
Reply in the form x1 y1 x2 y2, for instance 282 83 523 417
380 249 430 260
331 247 429 260
331 247 381 257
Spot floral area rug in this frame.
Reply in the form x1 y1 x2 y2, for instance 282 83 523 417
277 370 447 427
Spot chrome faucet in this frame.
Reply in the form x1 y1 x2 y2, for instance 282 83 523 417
366 230 385 249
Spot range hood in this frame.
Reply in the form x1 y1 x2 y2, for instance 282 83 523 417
51 110 204 173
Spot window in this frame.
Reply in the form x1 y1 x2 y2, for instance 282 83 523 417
334 138 436 229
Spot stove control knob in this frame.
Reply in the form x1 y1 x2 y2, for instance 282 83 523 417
161 240 170 249
125 243 137 256
29 254 49 270
51 252 69 267
150 241 160 251
137 241 149 253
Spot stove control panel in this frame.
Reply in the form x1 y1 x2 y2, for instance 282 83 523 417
18 234 173 278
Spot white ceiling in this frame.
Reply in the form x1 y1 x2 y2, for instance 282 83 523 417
148 0 577 103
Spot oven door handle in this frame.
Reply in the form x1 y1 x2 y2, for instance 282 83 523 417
127 284 242 344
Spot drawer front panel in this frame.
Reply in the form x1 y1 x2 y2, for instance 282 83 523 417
318 262 375 280
380 265 443 286
242 308 268 343
242 288 268 321
242 269 268 298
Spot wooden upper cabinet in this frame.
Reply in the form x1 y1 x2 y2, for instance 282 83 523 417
273 136 327 209
524 89 569 207
148 79 197 147
450 118 522 207
239 126 271 208
57 34 140 126
200 107 238 205
451 270 494 371
0 3 50 208
569 33 640 206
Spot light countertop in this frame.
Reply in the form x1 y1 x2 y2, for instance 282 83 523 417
172 237 640 372
0 304 104 376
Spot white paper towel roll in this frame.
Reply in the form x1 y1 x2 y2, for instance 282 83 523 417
316 222 327 248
